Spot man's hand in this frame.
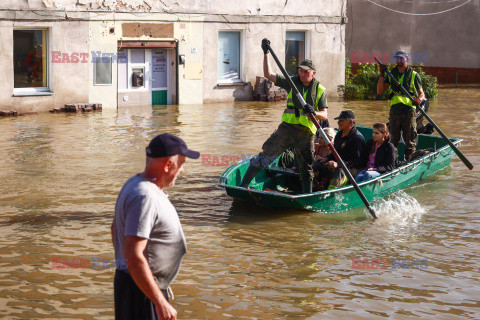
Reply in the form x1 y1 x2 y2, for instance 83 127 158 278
261 38 270 55
326 160 338 169
303 104 315 114
155 300 177 320
413 97 422 106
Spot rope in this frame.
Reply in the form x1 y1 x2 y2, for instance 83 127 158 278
364 0 472 16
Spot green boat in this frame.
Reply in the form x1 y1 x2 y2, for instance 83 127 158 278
219 126 462 213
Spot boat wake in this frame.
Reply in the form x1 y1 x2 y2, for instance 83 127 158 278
371 190 427 227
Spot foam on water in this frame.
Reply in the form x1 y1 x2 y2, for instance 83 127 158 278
370 190 428 227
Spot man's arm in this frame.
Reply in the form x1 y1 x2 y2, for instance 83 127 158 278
125 236 177 320
377 74 390 95
315 93 328 121
413 73 425 102
416 87 425 101
315 108 328 121
111 221 115 245
263 54 277 83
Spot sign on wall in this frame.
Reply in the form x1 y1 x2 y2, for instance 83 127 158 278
152 50 167 89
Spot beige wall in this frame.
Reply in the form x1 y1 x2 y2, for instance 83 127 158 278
176 22 204 105
0 20 89 113
88 17 118 110
0 0 346 111
203 21 346 103
2 0 343 17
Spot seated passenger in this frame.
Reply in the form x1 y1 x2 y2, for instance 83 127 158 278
325 110 365 188
355 122 396 183
313 127 335 190
279 122 331 170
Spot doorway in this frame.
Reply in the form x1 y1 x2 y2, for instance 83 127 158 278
117 45 176 108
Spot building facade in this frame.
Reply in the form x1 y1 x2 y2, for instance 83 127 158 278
346 0 480 83
0 0 346 112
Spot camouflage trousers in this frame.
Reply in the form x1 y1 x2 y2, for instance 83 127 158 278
251 122 315 182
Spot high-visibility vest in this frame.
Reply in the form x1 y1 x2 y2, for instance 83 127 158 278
282 83 325 135
388 68 418 109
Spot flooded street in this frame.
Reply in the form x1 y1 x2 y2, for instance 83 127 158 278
1 86 479 319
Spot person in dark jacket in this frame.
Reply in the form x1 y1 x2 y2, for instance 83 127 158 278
325 110 365 188
355 122 396 183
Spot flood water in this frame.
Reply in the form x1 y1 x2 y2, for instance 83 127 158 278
0 86 479 319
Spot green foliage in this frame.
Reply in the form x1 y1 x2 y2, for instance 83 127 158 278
413 64 438 100
338 59 438 101
286 56 298 76
345 58 353 82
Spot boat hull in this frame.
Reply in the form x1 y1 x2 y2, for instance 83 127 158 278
219 126 461 213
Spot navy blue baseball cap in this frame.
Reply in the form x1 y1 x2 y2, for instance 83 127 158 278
393 50 408 59
334 110 355 120
146 133 200 159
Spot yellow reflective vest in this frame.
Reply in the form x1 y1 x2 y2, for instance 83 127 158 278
388 68 418 109
282 82 325 135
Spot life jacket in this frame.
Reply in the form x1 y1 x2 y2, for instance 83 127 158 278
387 67 418 109
282 79 325 135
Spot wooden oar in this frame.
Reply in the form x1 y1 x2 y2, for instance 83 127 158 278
375 57 473 170
264 39 378 219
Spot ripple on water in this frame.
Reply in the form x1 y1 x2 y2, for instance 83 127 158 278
0 91 480 319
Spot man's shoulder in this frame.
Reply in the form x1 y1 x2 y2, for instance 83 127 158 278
413 70 422 80
275 74 292 89
352 127 365 141
311 77 322 85
122 175 151 193
120 175 168 203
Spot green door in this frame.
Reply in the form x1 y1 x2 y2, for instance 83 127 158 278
152 90 167 105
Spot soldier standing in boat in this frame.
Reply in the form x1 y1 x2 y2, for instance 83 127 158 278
377 50 425 161
240 39 328 194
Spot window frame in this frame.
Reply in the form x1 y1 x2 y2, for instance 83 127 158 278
285 30 308 76
13 27 52 96
217 30 243 84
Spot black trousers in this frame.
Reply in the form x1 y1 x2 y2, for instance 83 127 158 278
389 109 417 160
114 269 168 320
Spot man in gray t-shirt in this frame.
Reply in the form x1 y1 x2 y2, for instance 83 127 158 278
112 133 199 320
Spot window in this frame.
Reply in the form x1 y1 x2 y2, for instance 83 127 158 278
116 49 150 90
285 31 305 75
94 56 112 85
217 31 241 83
13 29 48 90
